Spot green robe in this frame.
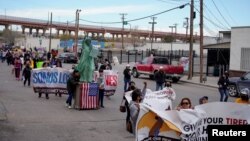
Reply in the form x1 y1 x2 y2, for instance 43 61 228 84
76 39 95 82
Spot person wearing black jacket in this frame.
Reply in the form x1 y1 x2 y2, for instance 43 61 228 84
66 70 80 109
217 73 229 102
154 66 165 91
22 61 32 86
123 64 131 92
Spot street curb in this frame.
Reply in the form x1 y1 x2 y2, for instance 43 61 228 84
180 80 218 89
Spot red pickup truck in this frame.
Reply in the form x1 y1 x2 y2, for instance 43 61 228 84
132 56 184 83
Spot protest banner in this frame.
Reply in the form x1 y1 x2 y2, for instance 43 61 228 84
136 102 250 141
103 70 118 96
32 67 70 94
93 71 99 83
125 88 176 111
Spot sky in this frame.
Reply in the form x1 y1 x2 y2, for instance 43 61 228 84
0 0 249 36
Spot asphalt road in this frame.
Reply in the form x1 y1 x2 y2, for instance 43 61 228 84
0 62 235 141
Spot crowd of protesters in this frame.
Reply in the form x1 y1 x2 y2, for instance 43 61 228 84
0 47 60 98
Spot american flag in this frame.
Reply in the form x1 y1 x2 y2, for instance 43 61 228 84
80 83 99 109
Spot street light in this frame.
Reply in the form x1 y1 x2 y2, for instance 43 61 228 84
75 9 81 55
169 25 174 65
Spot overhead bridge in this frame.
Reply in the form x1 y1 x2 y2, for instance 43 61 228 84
0 15 198 41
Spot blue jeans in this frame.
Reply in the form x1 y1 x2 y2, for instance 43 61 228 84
99 89 104 106
124 78 131 92
66 91 73 106
156 83 164 91
219 88 228 102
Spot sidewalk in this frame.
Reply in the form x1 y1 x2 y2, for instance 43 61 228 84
180 75 219 88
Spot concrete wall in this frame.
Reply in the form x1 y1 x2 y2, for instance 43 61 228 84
230 27 250 71
15 36 60 51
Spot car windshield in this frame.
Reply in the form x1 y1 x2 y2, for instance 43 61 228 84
244 72 250 79
153 58 169 64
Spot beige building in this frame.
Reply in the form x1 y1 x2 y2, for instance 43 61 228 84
229 26 250 76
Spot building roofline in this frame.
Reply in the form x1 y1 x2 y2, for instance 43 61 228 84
204 42 230 48
232 26 250 29
219 31 231 34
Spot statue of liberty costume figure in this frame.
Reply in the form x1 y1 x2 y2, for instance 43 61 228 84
76 38 97 82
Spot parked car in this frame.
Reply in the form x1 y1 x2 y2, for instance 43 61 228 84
228 72 250 97
58 53 78 63
126 49 142 55
132 56 184 83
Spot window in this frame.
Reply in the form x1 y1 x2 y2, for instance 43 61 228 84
153 58 169 64
241 48 250 70
244 72 250 80
142 57 148 64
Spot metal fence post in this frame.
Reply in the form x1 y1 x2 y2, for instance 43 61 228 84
120 50 122 64
128 51 130 64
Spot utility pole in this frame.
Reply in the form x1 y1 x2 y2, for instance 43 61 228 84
185 17 189 42
49 12 52 52
200 0 204 83
174 23 178 39
75 9 81 54
149 17 157 51
120 13 127 49
169 25 175 65
66 20 69 35
188 0 194 80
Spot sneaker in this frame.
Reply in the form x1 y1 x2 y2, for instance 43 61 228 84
65 103 69 107
68 106 72 109
101 105 104 108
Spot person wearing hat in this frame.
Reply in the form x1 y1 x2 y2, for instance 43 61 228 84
235 88 250 104
154 66 165 91
199 96 208 104
123 64 132 92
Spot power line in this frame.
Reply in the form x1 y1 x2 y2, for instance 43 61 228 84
194 6 229 30
154 0 181 5
217 0 238 25
204 3 229 30
211 0 231 28
79 3 189 24
204 24 218 36
79 19 121 24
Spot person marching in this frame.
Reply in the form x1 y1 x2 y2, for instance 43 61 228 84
66 70 80 109
123 64 132 92
22 61 32 87
38 62 50 99
97 69 105 108
217 73 229 102
154 66 165 91
14 57 22 81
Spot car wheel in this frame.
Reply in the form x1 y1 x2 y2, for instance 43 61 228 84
228 85 238 97
132 69 140 78
172 77 179 83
